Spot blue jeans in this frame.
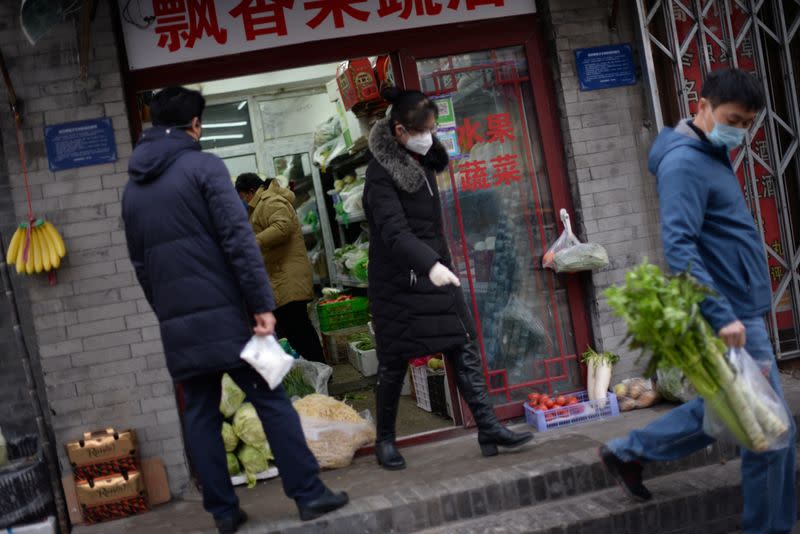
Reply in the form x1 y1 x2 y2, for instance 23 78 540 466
607 318 797 534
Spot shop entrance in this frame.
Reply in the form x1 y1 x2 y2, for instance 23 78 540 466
121 15 590 441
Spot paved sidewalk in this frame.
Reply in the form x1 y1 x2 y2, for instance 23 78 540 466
73 375 800 534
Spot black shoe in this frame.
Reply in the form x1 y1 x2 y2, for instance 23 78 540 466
215 509 248 534
477 427 534 457
599 445 652 502
375 439 407 470
298 489 350 521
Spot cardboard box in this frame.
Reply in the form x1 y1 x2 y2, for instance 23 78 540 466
336 58 380 111
63 458 171 525
76 471 148 524
66 428 139 482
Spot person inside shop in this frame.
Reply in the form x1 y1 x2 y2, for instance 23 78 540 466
122 87 348 534
235 172 326 364
364 87 534 470
599 69 796 533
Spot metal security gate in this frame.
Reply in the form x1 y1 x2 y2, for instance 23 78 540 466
636 0 800 359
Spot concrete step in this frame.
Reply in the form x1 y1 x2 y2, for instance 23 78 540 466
418 454 800 534
246 437 743 534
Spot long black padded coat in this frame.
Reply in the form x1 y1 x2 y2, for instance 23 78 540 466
122 127 275 381
364 119 476 362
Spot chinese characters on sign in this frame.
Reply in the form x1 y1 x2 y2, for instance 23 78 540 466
120 0 537 69
454 113 523 192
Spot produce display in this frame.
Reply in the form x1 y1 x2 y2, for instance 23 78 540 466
582 348 619 406
283 367 316 398
292 394 375 469
613 378 661 412
333 242 369 282
526 392 580 416
606 263 791 452
348 332 375 352
5 219 67 275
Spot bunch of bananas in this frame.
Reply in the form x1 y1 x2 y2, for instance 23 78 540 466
5 219 67 275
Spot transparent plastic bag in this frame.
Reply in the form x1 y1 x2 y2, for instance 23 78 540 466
542 209 609 273
298 411 375 469
240 335 294 390
293 357 333 396
656 366 697 403
702 348 791 453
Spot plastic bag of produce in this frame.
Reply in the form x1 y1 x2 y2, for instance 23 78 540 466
220 373 246 418
293 394 375 469
226 453 240 476
656 366 696 403
613 378 660 412
542 209 608 273
702 348 791 453
283 367 316 399
232 403 267 446
237 443 273 488
221 422 239 452
240 335 294 390
294 358 333 396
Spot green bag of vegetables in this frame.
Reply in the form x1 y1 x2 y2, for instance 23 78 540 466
226 453 240 476
233 403 266 446
221 422 239 452
220 374 246 418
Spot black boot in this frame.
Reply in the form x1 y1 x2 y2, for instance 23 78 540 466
450 342 533 457
298 488 350 521
374 360 408 470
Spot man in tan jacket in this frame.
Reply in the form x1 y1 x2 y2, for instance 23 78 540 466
235 173 325 363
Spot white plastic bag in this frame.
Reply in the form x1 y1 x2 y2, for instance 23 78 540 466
293 357 333 396
240 335 294 390
702 348 792 453
542 209 609 273
299 415 375 469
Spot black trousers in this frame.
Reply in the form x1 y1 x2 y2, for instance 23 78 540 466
181 366 325 520
274 300 325 363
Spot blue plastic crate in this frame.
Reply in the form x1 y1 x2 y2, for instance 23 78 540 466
524 390 619 432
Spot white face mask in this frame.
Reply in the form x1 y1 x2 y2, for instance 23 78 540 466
404 130 434 156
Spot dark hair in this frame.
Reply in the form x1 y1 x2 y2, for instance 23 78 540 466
701 69 765 111
235 173 264 194
150 86 206 127
381 87 438 132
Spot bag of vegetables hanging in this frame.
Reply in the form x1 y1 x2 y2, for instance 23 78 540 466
542 209 608 273
606 263 791 453
702 348 791 452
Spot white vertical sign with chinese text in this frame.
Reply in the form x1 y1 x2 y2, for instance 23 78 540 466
119 0 537 70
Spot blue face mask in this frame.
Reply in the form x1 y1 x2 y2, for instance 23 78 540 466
708 121 747 151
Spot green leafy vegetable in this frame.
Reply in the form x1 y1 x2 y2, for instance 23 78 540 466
236 443 272 488
220 374 246 418
226 453 240 476
283 367 315 398
221 422 239 452
232 403 266 446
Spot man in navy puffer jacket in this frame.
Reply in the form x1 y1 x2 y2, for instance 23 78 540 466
123 87 347 533
599 69 796 533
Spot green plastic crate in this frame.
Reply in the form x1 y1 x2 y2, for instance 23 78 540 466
317 296 369 333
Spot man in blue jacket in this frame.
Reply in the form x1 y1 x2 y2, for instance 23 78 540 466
599 69 796 532
122 87 348 533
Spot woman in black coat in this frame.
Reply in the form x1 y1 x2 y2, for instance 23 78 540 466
364 88 533 470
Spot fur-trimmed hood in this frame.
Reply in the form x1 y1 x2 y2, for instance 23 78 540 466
368 118 449 193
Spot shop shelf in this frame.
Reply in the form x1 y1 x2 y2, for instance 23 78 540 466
336 210 366 225
336 274 368 289
524 390 619 432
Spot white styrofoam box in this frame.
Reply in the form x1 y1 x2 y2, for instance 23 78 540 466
231 466 279 487
347 343 378 377
6 516 56 534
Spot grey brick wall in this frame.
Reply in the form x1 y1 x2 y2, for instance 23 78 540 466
0 1 188 495
543 0 664 381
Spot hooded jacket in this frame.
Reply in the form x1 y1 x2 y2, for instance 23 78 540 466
364 118 476 361
650 120 772 332
248 180 314 308
122 127 275 381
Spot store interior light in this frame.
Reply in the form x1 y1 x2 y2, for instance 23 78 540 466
201 134 245 141
237 100 247 110
203 121 248 129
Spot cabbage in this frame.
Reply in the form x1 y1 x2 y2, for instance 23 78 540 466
232 403 266 445
226 453 240 476
237 443 271 488
221 422 239 452
220 374 246 418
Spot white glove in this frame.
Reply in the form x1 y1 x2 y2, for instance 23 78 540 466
429 262 461 287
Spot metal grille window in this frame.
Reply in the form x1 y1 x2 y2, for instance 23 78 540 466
636 0 800 359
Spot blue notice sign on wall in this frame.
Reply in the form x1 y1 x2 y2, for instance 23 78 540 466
44 118 117 172
575 44 637 91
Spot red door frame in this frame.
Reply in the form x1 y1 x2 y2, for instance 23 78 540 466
111 10 593 440
396 27 592 422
